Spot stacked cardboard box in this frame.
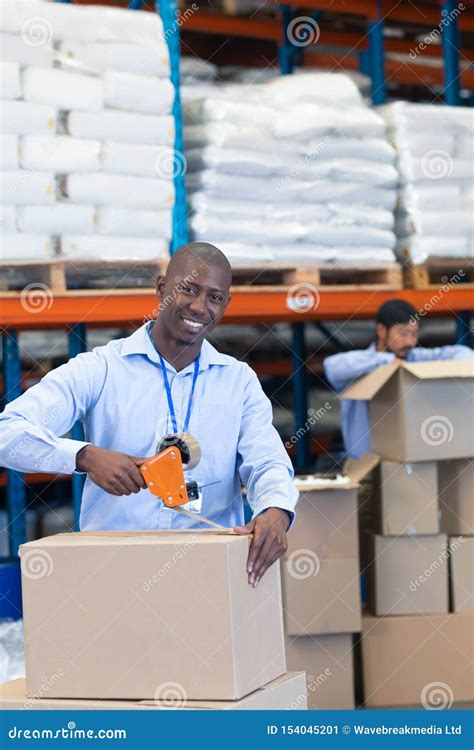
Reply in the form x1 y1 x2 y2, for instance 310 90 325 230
341 359 474 707
281 474 363 709
0 531 307 710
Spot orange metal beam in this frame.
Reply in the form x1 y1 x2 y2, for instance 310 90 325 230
1 287 473 328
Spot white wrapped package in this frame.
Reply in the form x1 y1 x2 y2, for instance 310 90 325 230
58 40 170 77
181 57 217 82
0 135 19 170
305 223 396 248
0 233 53 261
0 1 164 43
186 146 294 178
302 137 395 164
68 111 174 146
0 61 20 99
391 133 456 157
399 183 464 211
457 135 474 158
23 67 104 112
264 73 363 106
273 103 386 140
21 136 101 173
379 102 473 137
103 72 174 116
300 159 398 187
1 171 55 204
396 209 473 238
190 214 306 245
184 122 296 154
187 172 397 210
398 235 470 263
0 32 52 67
185 97 277 128
0 205 17 233
96 207 172 238
398 153 473 183
189 193 394 230
17 204 96 234
66 173 174 209
101 143 175 178
1 101 56 135
271 245 396 264
61 235 169 261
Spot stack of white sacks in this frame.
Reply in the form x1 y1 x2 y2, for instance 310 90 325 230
0 0 174 262
379 102 474 264
185 73 398 265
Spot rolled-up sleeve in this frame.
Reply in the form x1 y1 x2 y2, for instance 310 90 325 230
237 365 299 523
0 349 107 475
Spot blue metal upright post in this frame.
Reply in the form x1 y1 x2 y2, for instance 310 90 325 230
68 324 87 530
292 323 309 470
278 5 295 75
442 0 461 105
2 331 27 558
367 0 386 104
157 0 189 252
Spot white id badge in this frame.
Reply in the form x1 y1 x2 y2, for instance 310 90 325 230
185 487 203 514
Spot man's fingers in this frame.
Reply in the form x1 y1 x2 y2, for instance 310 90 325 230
250 534 278 586
247 527 265 573
233 520 255 535
127 460 147 490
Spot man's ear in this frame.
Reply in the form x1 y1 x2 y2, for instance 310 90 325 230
156 274 166 298
375 322 387 348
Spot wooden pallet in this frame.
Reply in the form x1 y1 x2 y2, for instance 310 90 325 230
403 257 474 289
230 262 403 290
0 258 168 293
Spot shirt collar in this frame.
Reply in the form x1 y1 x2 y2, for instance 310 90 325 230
119 323 230 372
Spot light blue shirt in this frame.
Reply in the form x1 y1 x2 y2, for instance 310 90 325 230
324 342 474 459
0 324 298 530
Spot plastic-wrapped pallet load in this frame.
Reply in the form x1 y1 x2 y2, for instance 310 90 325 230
378 102 474 263
185 73 398 265
0 0 174 263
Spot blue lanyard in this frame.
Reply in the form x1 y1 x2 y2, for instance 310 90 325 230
147 324 200 434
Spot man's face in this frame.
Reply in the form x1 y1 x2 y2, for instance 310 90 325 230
156 260 231 346
376 320 419 359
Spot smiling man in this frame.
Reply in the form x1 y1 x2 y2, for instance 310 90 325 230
0 242 298 586
324 298 473 459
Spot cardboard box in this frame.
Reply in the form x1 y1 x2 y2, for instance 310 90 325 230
282 476 361 636
342 360 474 462
449 536 474 612
366 533 449 615
346 453 439 536
361 612 474 706
0 672 307 711
20 531 286 700
439 459 474 535
285 634 355 709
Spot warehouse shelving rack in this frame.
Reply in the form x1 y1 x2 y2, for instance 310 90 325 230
1 0 473 559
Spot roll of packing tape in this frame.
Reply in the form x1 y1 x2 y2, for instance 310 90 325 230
156 432 201 470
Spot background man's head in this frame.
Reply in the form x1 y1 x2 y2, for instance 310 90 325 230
156 242 232 346
375 299 419 359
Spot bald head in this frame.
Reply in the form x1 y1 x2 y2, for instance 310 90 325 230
166 242 232 287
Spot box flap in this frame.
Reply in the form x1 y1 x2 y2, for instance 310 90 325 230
0 678 24 700
341 362 400 400
344 452 380 482
402 359 474 380
294 474 358 491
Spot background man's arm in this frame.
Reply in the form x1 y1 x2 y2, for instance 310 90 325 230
324 348 395 392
